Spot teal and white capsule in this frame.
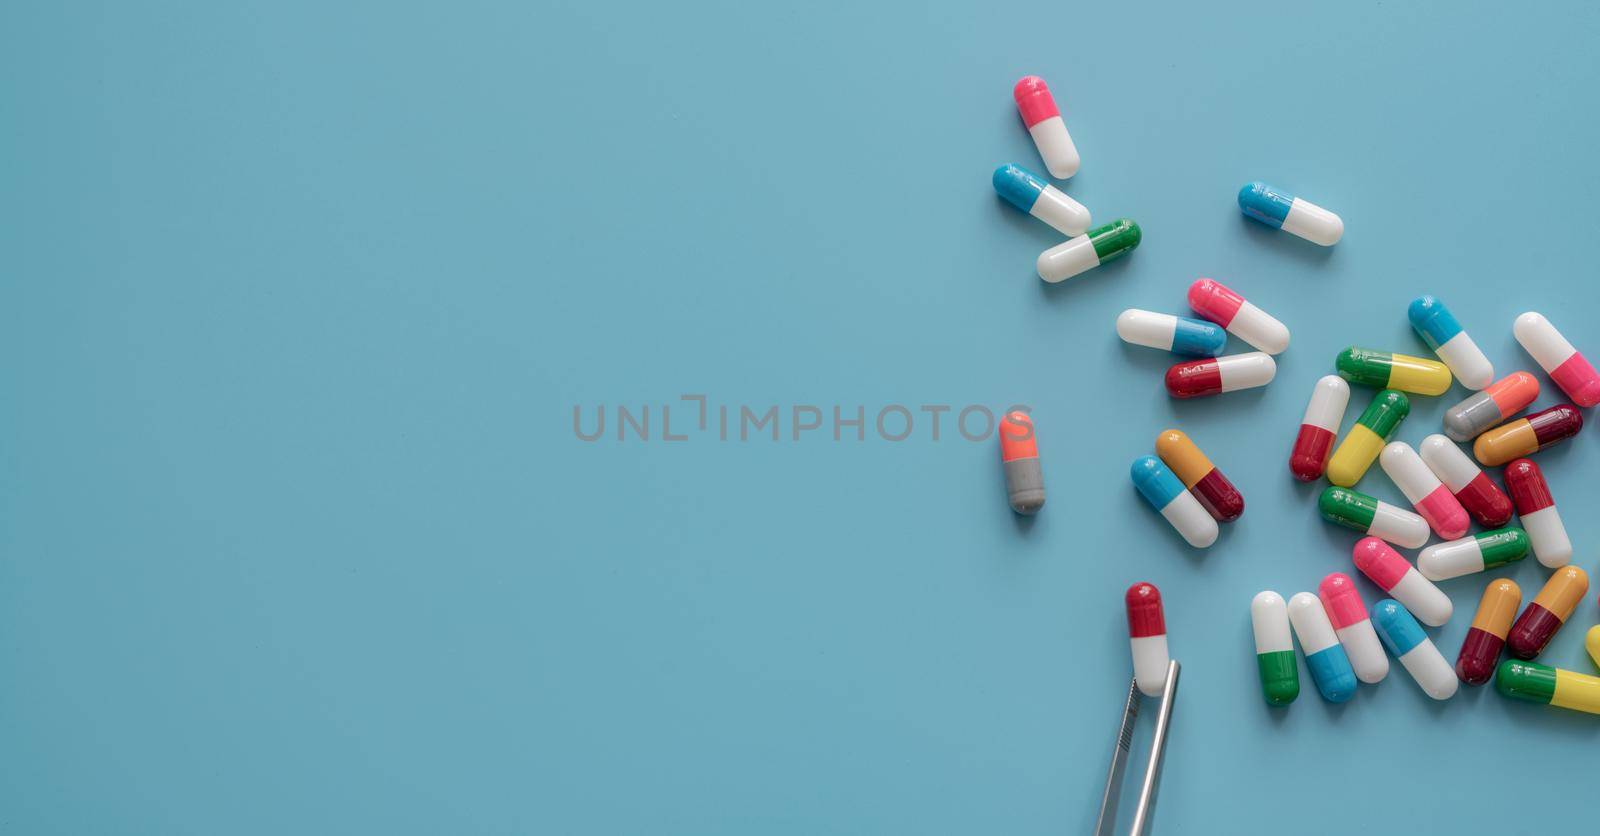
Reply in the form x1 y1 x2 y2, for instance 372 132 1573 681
1237 181 1343 246
1372 599 1458 700
1036 219 1141 283
992 164 1091 236
1130 455 1217 548
1287 592 1357 703
1115 309 1227 357
1408 295 1494 390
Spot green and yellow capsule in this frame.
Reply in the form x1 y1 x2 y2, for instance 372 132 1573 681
1496 659 1600 715
1326 389 1409 487
1250 591 1299 706
1336 347 1453 396
1036 219 1141 283
1317 486 1430 549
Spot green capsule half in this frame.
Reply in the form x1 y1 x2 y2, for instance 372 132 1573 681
1475 527 1531 568
1256 650 1299 706
1496 659 1558 705
1089 219 1141 263
1317 486 1430 548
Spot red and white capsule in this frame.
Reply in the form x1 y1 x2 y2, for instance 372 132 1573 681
1012 76 1079 179
1417 434 1513 528
1126 582 1169 697
1289 375 1350 482
1514 312 1600 407
1318 572 1389 684
1378 441 1469 540
1504 458 1572 569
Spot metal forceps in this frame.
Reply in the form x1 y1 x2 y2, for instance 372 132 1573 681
1092 659 1179 836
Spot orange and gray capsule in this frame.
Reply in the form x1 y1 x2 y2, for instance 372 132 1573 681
1000 411 1044 514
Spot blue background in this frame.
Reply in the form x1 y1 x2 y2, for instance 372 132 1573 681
3 1 1598 833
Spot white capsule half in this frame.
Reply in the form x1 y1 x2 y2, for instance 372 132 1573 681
1162 490 1218 548
1435 331 1494 391
1397 640 1458 700
1250 591 1293 654
1521 506 1572 569
1417 537 1488 581
1029 184 1090 236
1280 198 1344 246
1217 352 1277 393
1368 501 1431 550
1334 620 1389 685
1301 375 1350 432
1417 434 1480 493
1231 301 1291 355
1287 592 1339 654
1035 237 1100 283
1029 116 1079 180
1116 310 1177 352
1513 312 1578 371
1130 633 1169 697
1390 570 1453 627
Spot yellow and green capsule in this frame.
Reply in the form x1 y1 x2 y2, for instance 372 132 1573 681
1336 347 1453 396
1496 659 1600 715
1327 390 1410 487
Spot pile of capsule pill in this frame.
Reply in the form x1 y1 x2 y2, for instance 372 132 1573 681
992 74 1600 714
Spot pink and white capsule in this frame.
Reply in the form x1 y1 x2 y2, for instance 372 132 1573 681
1378 442 1469 540
1317 573 1389 684
1513 312 1600 408
1188 279 1290 354
1352 537 1453 627
1013 77 1079 179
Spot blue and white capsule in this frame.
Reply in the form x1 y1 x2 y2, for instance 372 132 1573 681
993 164 1091 236
1287 592 1357 703
1131 456 1218 548
1371 599 1458 700
1237 181 1343 246
1408 295 1493 390
1116 309 1227 357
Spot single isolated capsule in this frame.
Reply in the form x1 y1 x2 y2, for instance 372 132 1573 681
1352 537 1452 627
1408 296 1494 390
1012 76 1079 179
1318 486 1430 549
1287 591 1358 702
1155 429 1243 522
1290 375 1350 481
1187 279 1290 354
1417 528 1529 582
992 164 1090 236
1237 181 1343 246
1250 591 1299 706
1326 390 1409 487
1504 458 1572 568
1417 434 1513 528
1507 566 1588 660
1164 353 1276 399
1588 624 1600 670
999 411 1044 514
1116 309 1227 357
1442 372 1540 442
1496 660 1600 716
1336 347 1453 397
1036 219 1141 283
1126 582 1169 697
1456 579 1521 686
1130 456 1218 548
1513 312 1600 407
1318 573 1389 684
1378 442 1469 540
1472 404 1582 467
1372 599 1458 700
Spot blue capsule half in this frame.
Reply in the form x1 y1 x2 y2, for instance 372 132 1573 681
1237 181 1294 228
1371 599 1427 657
1407 295 1464 351
1130 456 1185 510
1304 645 1358 703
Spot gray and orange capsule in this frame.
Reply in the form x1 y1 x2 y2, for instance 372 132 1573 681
999 411 1043 514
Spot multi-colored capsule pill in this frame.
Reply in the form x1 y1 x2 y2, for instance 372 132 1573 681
1336 347 1452 397
1472 403 1582 467
1130 456 1218 548
1116 309 1226 357
1442 372 1539 442
1036 219 1140 283
1353 537 1452 627
1504 458 1571 568
1507 566 1588 660
1288 591 1358 703
1378 441 1469 540
1372 599 1458 700
1289 375 1350 482
1318 487 1429 549
1164 352 1276 399
1407 296 1493 390
1318 573 1388 684
1126 582 1169 697
1250 591 1299 706
1327 390 1409 487
1417 434 1513 528
1236 182 1343 246
1187 279 1290 354
1587 624 1600 670
1012 76 1079 179
1496 659 1600 716
999 411 1044 514
1155 429 1243 522
1417 528 1529 582
1514 312 1600 407
992 164 1090 236
1456 579 1520 686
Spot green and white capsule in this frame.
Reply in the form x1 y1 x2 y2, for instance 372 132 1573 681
1036 219 1141 283
1417 527 1530 581
1317 486 1430 549
1251 591 1299 706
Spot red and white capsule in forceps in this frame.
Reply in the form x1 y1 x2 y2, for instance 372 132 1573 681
1318 572 1389 684
1289 375 1350 481
1378 441 1469 540
1417 434 1513 528
1504 458 1572 569
1353 537 1453 627
1126 582 1169 697
1012 76 1079 179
